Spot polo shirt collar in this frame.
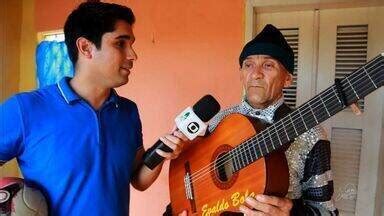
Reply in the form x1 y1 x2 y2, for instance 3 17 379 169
57 77 81 104
57 77 120 107
105 89 119 107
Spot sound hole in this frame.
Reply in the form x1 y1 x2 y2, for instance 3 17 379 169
215 152 234 182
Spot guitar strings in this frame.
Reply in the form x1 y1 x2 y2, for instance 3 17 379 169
190 59 384 185
189 58 384 186
188 56 383 186
188 61 384 190
190 56 383 184
190 56 383 182
191 71 384 186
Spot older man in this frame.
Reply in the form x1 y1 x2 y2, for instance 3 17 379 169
208 24 338 215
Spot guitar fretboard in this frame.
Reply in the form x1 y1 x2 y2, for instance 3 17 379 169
229 54 384 172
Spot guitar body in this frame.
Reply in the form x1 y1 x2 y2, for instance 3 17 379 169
169 114 290 215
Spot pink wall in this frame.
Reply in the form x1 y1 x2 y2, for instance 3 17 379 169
36 0 244 214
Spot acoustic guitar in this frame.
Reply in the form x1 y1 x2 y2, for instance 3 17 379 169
169 53 384 215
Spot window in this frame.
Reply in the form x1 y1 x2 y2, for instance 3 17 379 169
36 31 73 88
280 28 299 109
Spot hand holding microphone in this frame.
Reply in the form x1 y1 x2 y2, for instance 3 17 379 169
143 95 221 170
155 127 188 160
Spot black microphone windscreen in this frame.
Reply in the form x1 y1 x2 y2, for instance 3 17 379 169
192 95 221 122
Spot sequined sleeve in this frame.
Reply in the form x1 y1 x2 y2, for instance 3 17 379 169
290 139 339 215
208 105 242 133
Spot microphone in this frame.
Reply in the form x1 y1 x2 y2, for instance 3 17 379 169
143 95 221 170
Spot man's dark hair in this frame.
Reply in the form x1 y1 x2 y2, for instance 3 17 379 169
64 2 135 66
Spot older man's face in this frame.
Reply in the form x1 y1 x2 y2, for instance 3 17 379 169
240 55 292 109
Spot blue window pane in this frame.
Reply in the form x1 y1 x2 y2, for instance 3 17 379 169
36 41 74 88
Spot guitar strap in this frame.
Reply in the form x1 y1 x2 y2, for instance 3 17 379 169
245 102 293 152
272 103 293 122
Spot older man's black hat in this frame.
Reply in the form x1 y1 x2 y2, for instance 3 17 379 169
239 24 294 74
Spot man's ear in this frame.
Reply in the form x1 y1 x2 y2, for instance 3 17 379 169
283 72 293 88
76 37 94 59
239 67 247 99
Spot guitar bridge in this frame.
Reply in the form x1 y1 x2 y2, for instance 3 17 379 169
184 162 197 213
184 172 193 200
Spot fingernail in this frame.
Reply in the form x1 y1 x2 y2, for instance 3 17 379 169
256 194 265 201
155 149 165 156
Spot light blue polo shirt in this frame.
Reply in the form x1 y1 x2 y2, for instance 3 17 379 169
0 77 143 215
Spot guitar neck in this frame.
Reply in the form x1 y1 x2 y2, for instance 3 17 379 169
231 53 384 172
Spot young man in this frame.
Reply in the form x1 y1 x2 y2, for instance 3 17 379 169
211 24 338 215
0 2 185 215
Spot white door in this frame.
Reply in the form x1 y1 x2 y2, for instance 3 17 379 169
317 7 384 216
253 6 384 215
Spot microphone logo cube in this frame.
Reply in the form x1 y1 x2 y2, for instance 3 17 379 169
175 107 207 140
187 122 200 134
